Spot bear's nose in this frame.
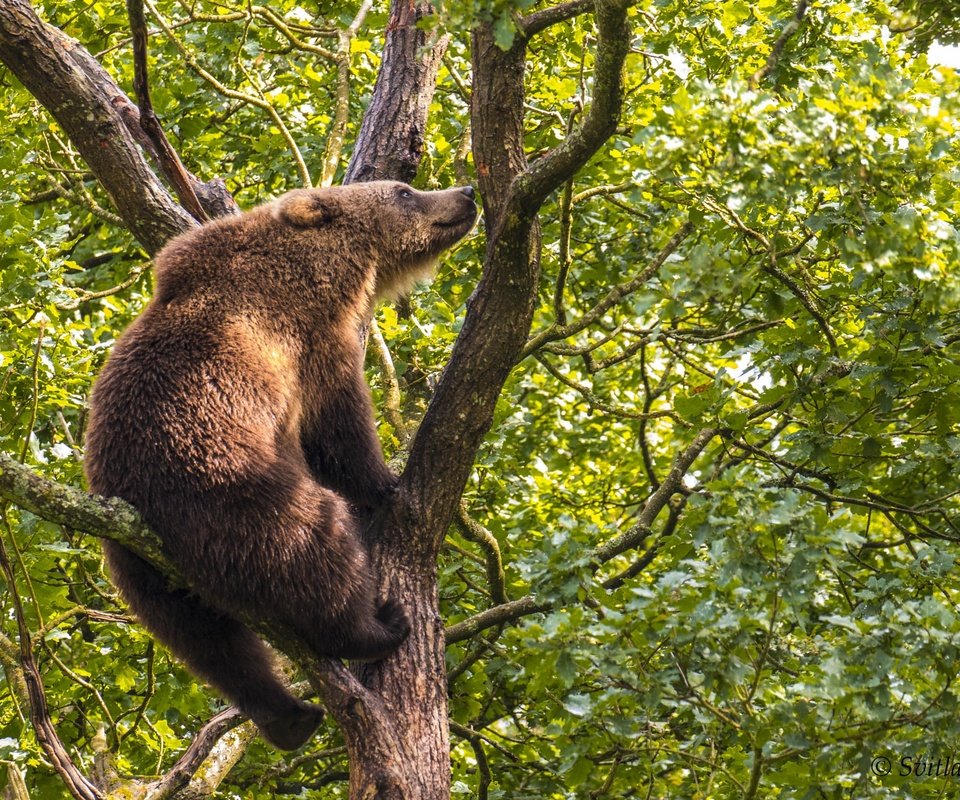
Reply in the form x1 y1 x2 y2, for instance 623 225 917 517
460 186 475 200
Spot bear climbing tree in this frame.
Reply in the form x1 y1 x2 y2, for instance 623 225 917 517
0 0 633 797
86 183 477 750
4 1 960 798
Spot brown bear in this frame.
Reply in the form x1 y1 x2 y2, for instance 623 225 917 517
84 181 477 750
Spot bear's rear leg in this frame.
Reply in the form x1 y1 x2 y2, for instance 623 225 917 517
103 542 323 750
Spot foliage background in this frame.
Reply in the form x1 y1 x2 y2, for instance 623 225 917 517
2 0 960 797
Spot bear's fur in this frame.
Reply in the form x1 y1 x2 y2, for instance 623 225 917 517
84 181 477 750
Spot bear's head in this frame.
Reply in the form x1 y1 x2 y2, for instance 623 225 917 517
278 181 478 300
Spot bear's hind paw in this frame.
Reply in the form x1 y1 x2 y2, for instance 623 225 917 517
376 599 411 641
255 703 325 751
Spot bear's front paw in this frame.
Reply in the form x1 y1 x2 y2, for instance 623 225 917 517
374 472 400 503
350 472 399 515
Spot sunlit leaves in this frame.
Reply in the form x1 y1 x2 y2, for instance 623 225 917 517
2 0 960 797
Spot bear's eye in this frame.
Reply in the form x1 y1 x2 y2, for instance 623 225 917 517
398 189 413 200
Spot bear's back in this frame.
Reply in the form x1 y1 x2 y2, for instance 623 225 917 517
84 218 313 523
84 197 376 530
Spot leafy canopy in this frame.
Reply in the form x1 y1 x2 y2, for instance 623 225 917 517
1 0 960 797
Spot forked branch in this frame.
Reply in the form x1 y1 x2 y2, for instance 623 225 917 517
514 0 634 213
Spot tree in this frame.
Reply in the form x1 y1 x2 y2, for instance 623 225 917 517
0 0 959 798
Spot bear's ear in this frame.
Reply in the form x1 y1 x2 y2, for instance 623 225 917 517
277 189 341 228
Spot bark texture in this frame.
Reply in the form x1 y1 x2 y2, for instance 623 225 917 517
343 0 448 184
338 1 454 795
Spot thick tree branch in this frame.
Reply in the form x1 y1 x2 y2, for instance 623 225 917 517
343 0 449 184
0 0 195 254
0 453 176 578
173 722 258 800
445 596 549 645
519 0 595 38
147 708 245 800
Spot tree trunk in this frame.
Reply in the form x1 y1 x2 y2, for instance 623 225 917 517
344 0 448 185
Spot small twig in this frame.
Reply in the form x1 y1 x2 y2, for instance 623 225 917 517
449 721 491 800
446 627 501 684
443 55 472 104
247 5 337 60
522 222 693 358
44 646 117 741
700 197 837 353
601 499 683 591
750 0 810 86
591 426 720 565
37 170 125 227
536 354 683 422
18 324 44 465
118 641 154 744
553 105 581 326
455 503 507 605
589 753 623 799
570 180 634 204
320 0 374 185
143 0 311 187
126 0 208 221
369 320 408 444
58 265 149 311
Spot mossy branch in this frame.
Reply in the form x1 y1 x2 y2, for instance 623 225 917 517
0 452 177 580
